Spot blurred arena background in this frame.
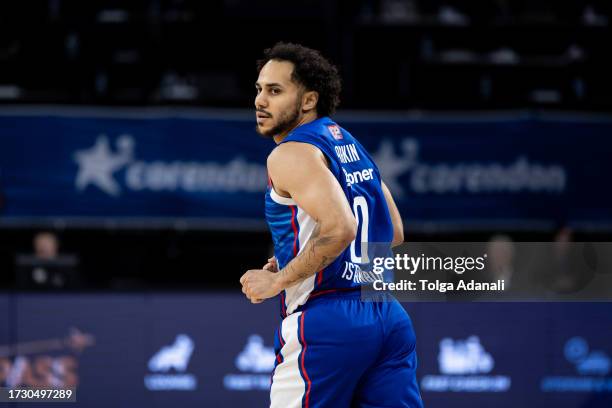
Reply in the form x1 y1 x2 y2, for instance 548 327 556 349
0 1 611 407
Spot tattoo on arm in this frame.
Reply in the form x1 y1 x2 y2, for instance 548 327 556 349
278 222 344 288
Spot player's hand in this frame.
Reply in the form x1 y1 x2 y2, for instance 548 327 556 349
262 256 278 272
240 269 282 304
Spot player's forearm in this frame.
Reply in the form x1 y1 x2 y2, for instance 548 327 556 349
274 221 356 290
381 181 404 247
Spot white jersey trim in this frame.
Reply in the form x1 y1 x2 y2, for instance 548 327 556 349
269 186 318 315
270 312 305 408
269 188 296 206
284 207 317 314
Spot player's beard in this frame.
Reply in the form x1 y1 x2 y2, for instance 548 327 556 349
255 101 302 139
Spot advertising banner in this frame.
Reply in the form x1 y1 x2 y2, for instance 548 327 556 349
0 293 610 407
0 110 611 230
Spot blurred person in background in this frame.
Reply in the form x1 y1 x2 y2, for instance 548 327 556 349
550 226 594 294
33 231 60 260
533 225 597 297
485 234 516 288
14 231 81 290
240 43 422 408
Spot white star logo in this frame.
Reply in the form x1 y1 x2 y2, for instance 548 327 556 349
372 139 419 197
73 135 134 196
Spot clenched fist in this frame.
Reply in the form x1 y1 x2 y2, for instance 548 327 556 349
240 268 282 304
240 256 281 304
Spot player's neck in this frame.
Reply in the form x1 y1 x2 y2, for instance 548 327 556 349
273 111 318 144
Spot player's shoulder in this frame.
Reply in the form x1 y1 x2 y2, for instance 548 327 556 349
266 142 327 190
267 141 323 169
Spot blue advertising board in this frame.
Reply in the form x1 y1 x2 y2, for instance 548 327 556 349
0 293 611 407
0 109 611 230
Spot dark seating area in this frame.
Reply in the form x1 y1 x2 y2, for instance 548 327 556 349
0 0 610 109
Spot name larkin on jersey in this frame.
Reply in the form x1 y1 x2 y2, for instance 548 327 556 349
334 144 360 164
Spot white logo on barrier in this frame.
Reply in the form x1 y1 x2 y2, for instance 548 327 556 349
74 135 133 196
372 138 566 197
541 336 612 392
565 337 610 376
371 140 413 196
74 135 267 196
421 335 511 392
439 336 494 375
224 334 275 391
144 334 197 391
235 335 276 373
149 334 194 372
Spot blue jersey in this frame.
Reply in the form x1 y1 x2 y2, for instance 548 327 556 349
265 116 394 316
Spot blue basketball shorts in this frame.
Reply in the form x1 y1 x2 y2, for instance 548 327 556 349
269 290 423 408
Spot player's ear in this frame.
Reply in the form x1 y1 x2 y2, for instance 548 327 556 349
301 90 318 113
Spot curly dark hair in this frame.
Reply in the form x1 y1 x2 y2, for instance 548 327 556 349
256 42 342 117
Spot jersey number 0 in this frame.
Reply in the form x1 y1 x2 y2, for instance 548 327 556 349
349 196 369 263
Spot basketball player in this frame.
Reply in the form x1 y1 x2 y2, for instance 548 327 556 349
240 43 423 407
